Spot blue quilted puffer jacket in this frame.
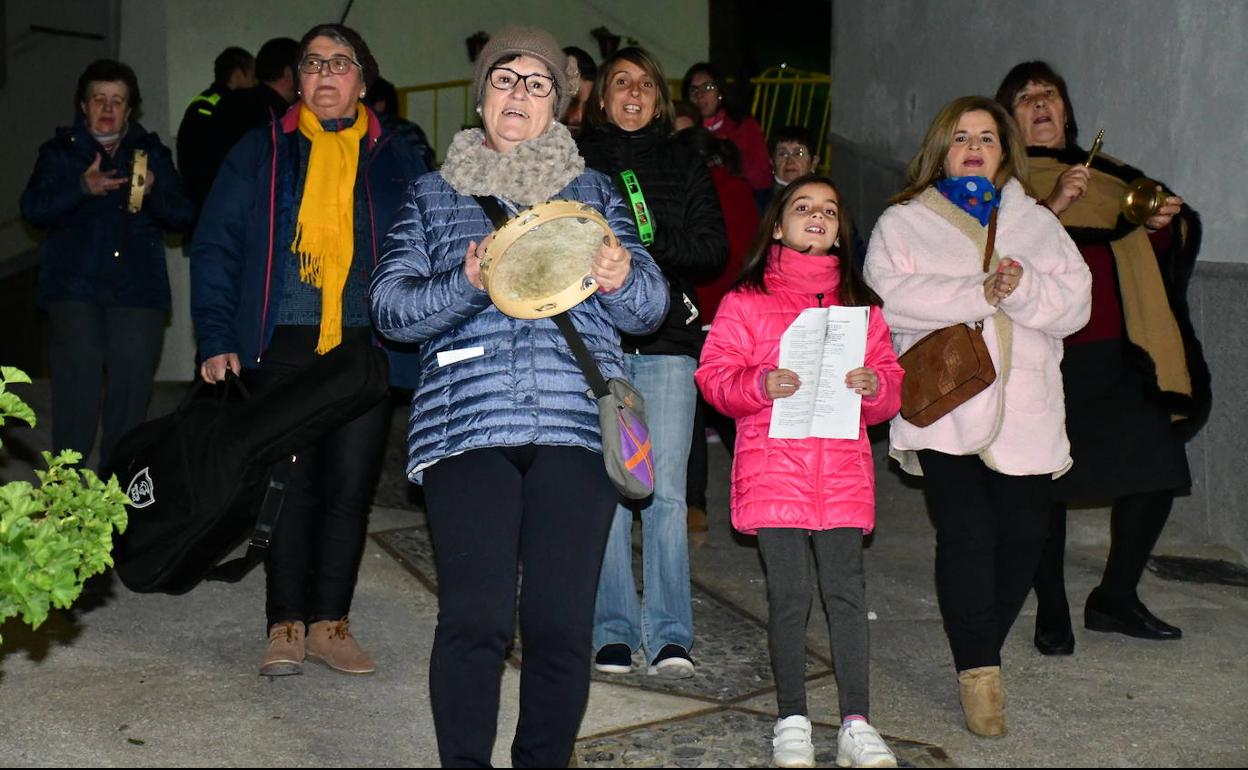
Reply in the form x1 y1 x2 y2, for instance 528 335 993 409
370 170 670 482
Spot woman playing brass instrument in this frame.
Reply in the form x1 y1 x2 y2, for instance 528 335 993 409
995 61 1211 655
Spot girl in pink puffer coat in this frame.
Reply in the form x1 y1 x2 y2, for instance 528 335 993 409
695 176 903 769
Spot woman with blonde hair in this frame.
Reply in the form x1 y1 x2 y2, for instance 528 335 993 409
864 96 1091 737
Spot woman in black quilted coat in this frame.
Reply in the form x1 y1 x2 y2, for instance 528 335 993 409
577 46 727 680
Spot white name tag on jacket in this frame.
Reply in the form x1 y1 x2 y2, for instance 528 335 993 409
436 347 485 367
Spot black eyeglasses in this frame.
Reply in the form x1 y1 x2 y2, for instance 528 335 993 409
488 67 555 98
299 56 361 76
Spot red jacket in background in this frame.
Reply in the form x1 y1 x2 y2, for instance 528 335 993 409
705 110 772 192
696 165 759 323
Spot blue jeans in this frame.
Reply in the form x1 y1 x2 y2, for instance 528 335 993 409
593 353 697 661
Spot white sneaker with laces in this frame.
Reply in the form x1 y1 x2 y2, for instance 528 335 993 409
772 715 815 768
836 720 897 768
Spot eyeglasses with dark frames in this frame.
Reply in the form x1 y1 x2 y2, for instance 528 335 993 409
299 56 361 76
488 66 555 98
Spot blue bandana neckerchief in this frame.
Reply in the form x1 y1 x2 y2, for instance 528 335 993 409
936 175 1000 226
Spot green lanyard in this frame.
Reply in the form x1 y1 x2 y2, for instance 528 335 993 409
619 169 654 246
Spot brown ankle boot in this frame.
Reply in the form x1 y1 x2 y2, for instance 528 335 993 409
306 617 375 674
260 621 305 676
958 665 1006 736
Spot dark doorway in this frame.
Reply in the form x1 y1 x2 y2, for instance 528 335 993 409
708 0 831 107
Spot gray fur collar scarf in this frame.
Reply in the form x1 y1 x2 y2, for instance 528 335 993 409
440 122 585 207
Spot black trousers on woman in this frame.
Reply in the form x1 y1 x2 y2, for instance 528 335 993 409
917 450 1052 671
423 445 618 769
1033 491 1175 623
243 325 390 629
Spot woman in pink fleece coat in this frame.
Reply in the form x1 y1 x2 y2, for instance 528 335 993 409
697 176 904 769
864 96 1091 739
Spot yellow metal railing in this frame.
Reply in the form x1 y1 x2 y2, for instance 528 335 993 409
396 79 473 160
749 65 832 175
397 66 831 171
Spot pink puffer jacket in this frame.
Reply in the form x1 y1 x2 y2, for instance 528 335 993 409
695 247 904 535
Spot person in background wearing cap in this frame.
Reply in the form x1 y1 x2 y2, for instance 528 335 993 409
370 26 667 768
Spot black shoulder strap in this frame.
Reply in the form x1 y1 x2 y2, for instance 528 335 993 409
473 194 509 230
552 312 610 399
205 455 294 584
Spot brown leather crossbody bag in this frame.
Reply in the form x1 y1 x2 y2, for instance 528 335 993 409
898 209 999 428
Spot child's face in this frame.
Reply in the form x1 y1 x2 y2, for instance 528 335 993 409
773 183 839 255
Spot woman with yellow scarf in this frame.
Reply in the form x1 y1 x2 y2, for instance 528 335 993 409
995 62 1210 655
192 24 428 676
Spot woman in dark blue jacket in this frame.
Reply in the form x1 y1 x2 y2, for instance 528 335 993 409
191 24 427 678
21 59 194 469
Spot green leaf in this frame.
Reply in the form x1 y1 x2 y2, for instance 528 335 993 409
0 367 32 386
0 391 36 429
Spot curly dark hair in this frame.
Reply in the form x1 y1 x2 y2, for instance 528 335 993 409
75 59 141 116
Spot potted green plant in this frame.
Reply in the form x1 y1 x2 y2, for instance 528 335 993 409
0 366 129 646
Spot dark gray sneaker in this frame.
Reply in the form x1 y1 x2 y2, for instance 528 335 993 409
594 643 633 674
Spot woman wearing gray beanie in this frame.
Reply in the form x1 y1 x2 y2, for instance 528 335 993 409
370 25 668 768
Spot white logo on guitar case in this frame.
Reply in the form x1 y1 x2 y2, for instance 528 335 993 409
126 468 156 508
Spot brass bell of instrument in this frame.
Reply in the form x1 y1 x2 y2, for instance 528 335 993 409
1122 177 1167 226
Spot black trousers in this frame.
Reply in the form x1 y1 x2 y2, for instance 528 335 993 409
423 445 618 769
1033 490 1175 620
685 394 736 510
244 326 390 629
46 301 166 469
918 451 1052 671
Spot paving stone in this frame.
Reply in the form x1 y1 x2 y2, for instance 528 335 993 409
574 708 952 768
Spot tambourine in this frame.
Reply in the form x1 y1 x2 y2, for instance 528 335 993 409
478 200 617 319
127 149 148 214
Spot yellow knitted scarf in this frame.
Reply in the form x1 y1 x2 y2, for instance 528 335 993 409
292 103 369 354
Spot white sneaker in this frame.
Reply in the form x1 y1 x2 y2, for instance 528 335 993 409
772 715 815 768
836 720 897 768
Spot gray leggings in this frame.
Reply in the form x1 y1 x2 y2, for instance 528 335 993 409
757 527 869 720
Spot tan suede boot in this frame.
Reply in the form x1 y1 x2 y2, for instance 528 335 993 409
958 665 1007 736
260 621 305 676
306 617 375 674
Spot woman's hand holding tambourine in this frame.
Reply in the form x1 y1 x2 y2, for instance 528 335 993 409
591 238 631 293
464 235 495 290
